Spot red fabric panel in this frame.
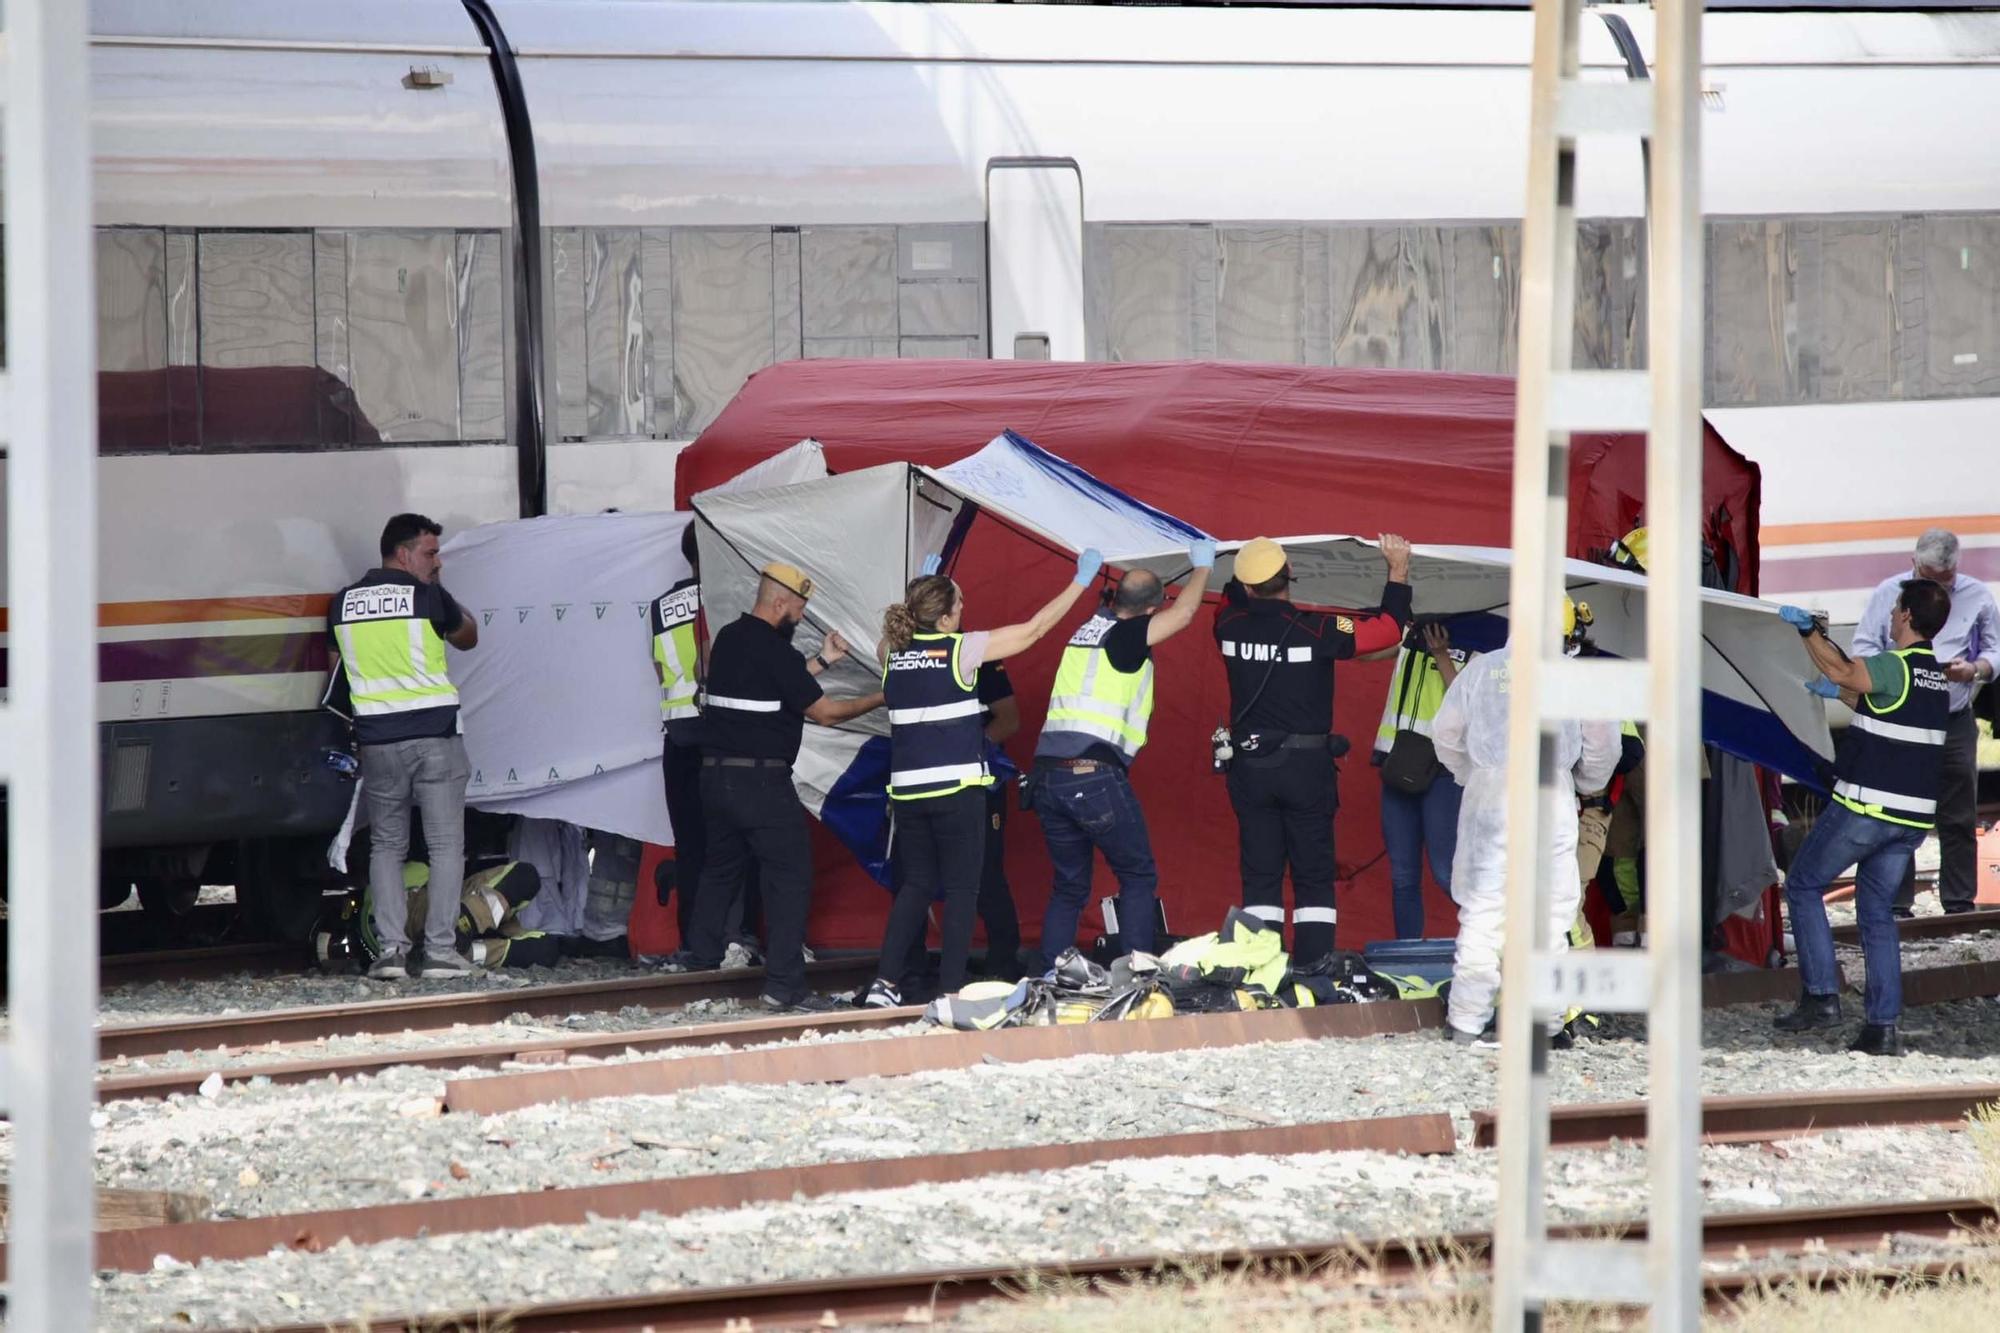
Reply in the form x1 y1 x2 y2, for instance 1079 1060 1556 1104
677 360 1760 953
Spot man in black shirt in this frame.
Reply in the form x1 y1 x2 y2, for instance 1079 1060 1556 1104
1212 534 1411 963
327 513 480 980
676 561 883 1010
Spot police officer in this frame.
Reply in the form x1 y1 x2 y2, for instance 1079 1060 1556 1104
651 522 707 936
861 553 1101 1008
1031 542 1215 966
328 513 480 981
1777 580 1954 1056
677 562 883 1011
1212 534 1411 963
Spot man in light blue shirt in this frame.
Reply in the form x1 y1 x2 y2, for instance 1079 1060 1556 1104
1851 527 1999 916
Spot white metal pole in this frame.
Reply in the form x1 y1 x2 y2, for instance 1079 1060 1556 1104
1493 3 1582 1327
4 0 102 1326
1646 1 1706 1327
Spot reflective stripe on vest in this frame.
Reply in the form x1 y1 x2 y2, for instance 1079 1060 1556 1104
1831 643 1951 829
1040 612 1155 763
706 694 782 713
334 584 458 719
883 631 992 800
653 584 701 722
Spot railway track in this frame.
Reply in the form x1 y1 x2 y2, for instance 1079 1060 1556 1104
88 952 2000 1107
213 1194 2000 1333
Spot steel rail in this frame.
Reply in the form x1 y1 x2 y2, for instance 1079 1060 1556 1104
46 1111 1456 1279
443 957 2000 1117
93 952 884 1061
215 1195 2000 1333
1470 1081 2000 1149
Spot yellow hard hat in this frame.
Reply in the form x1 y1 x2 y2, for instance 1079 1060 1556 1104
1611 526 1648 572
1563 596 1593 638
1233 537 1289 586
761 561 814 599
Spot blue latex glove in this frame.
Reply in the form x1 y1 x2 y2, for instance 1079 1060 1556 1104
1804 675 1841 699
1189 538 1217 569
919 553 942 576
1074 548 1104 587
1778 605 1816 634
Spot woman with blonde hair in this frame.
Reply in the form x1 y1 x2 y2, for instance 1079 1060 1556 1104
861 548 1105 1008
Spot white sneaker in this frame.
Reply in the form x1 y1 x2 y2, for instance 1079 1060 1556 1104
859 979 902 1010
721 940 763 970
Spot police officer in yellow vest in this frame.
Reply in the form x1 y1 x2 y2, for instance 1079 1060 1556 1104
1776 580 1954 1056
328 513 480 980
1028 541 1216 968
1372 620 1469 939
859 554 1104 1008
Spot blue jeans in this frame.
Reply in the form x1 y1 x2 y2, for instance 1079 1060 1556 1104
1786 801 1925 1026
1379 774 1462 939
1031 764 1158 967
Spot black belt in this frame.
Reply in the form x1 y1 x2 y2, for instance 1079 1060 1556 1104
702 756 790 770
1234 732 1331 749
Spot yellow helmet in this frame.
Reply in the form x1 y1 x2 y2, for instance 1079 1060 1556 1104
1609 527 1648 573
1563 596 1593 648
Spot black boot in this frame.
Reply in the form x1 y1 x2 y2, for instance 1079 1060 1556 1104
1772 993 1842 1032
1848 1023 1904 1057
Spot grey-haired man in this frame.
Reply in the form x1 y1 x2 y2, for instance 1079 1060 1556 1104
1851 527 1999 916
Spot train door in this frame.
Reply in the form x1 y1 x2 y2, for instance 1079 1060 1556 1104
985 158 1084 361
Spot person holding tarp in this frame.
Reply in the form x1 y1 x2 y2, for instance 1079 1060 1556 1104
859 552 1107 1009
1027 543 1217 969
1213 534 1412 964
1435 599 1621 1047
1775 580 1952 1057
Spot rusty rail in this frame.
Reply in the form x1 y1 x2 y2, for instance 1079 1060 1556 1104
1471 1082 2000 1149
444 996 1445 1115
52 1111 1455 1279
218 1196 2000 1332
94 952 883 1061
1833 907 2000 945
97 1005 924 1102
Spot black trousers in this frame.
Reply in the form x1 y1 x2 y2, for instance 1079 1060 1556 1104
879 788 987 996
686 765 811 1002
1226 746 1338 960
978 784 1023 979
1895 708 1980 912
662 737 760 943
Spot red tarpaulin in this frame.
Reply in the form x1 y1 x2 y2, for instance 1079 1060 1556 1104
673 359 1763 955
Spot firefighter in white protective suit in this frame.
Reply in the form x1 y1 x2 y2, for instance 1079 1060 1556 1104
1433 601 1622 1046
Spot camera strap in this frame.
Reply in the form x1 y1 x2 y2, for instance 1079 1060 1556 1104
1228 612 1304 735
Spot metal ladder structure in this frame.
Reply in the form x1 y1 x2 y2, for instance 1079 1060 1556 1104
0 0 102 1327
1492 1 1704 1329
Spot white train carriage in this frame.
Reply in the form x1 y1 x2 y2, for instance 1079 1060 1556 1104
0 0 1995 929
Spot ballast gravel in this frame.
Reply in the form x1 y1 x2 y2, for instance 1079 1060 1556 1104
93 1123 1989 1331
66 994 2000 1221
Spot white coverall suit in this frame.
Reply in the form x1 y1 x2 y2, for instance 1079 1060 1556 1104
1432 646 1621 1038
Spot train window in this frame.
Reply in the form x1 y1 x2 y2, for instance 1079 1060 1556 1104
347 230 461 443
802 226 897 360
458 233 507 442
671 228 777 438
585 228 650 438
1707 220 1796 405
549 227 588 439
1796 218 1897 404
1914 214 2000 398
196 232 321 449
1572 220 1645 372
642 229 676 441
1217 227 1305 364
1101 225 1204 362
1441 227 1520 376
96 229 171 453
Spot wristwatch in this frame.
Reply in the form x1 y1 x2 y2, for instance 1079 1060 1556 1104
814 653 832 671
